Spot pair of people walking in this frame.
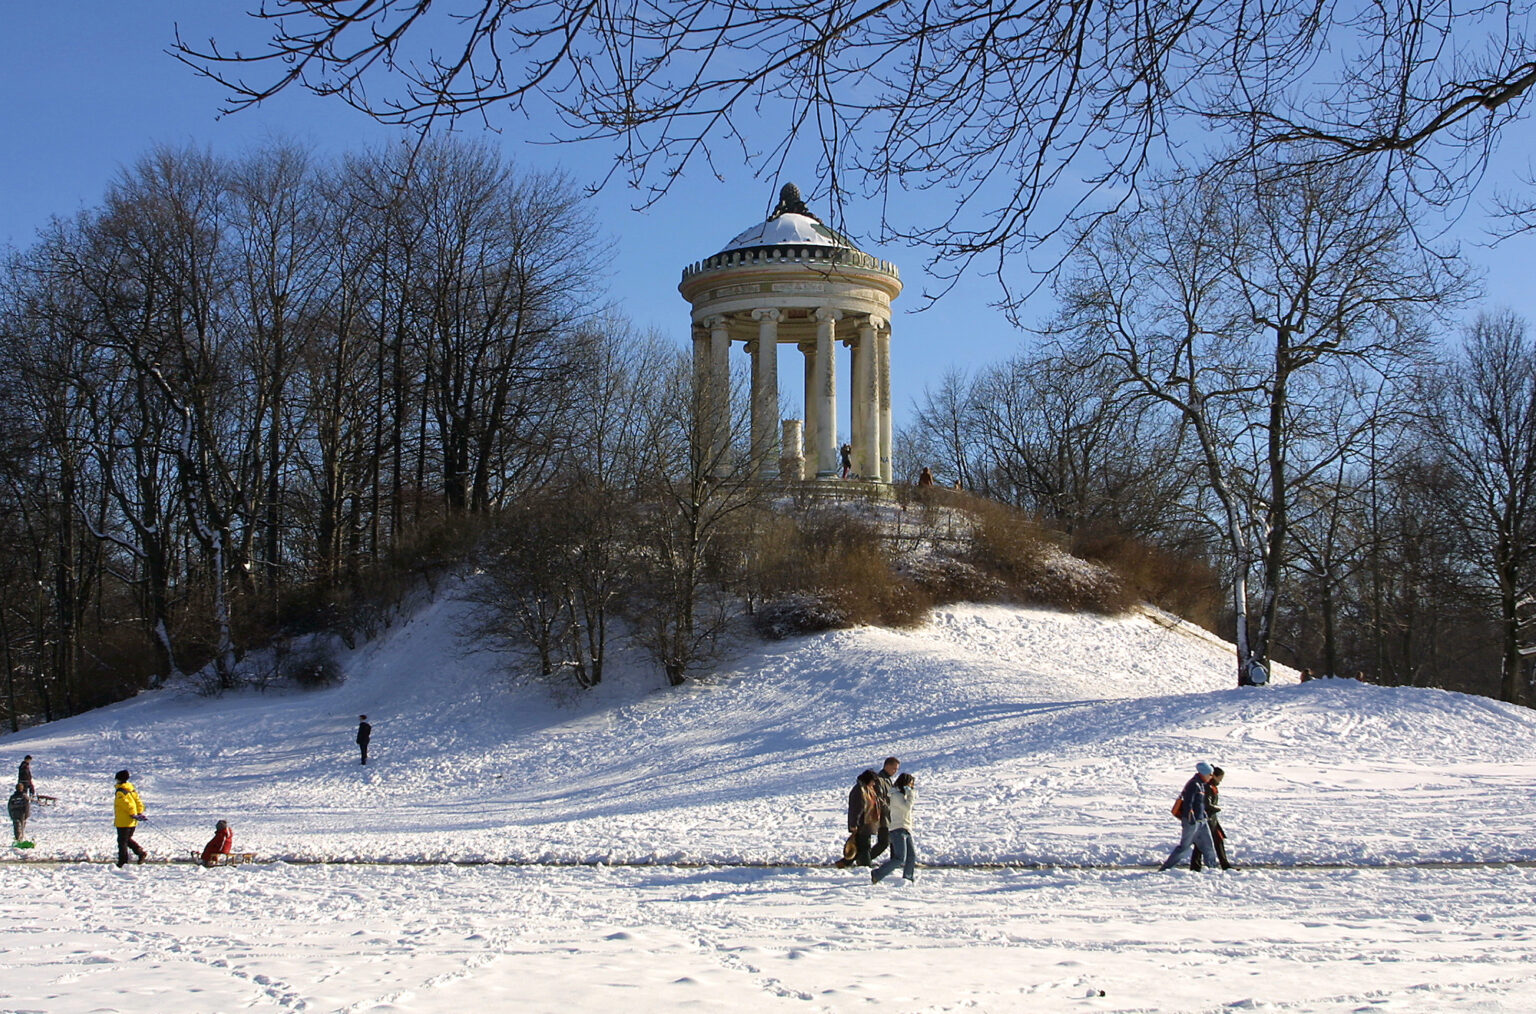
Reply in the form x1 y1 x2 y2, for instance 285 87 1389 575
1159 761 1233 871
836 757 919 884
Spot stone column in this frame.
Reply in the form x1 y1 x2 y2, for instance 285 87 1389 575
877 325 893 483
849 336 864 477
750 308 781 479
800 341 817 474
859 317 884 480
813 308 841 477
780 419 805 481
705 314 731 468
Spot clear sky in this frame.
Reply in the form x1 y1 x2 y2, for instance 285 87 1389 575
4 5 1534 444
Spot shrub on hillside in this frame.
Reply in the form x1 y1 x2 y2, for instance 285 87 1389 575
753 593 849 638
283 644 344 690
898 555 1008 604
1072 528 1223 629
965 498 1132 614
747 509 931 635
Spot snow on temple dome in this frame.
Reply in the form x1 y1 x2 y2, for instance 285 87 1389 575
715 182 860 254
719 212 853 252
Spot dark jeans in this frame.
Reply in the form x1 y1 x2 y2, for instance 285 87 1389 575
11 817 25 841
871 829 916 883
870 826 890 861
359 741 369 764
116 826 146 866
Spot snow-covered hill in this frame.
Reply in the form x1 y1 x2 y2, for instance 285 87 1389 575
8 581 1536 1013
8 578 1536 869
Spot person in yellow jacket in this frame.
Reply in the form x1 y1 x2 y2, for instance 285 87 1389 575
113 769 147 867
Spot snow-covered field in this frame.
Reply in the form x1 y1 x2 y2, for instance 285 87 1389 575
4 581 1536 1012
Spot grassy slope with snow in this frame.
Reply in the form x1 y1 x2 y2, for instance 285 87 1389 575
6 578 1536 869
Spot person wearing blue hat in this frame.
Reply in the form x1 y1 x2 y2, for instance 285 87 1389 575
1158 761 1222 871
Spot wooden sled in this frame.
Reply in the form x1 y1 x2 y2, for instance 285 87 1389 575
191 851 257 867
32 795 56 807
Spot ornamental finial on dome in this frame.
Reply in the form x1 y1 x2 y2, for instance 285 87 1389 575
770 182 810 219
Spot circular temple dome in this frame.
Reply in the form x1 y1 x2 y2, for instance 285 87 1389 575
718 212 855 254
681 182 900 286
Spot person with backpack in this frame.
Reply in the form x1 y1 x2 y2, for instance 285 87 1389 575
871 771 918 884
113 769 147 867
1158 761 1221 871
8 782 30 844
201 820 234 866
1190 766 1233 871
835 770 881 868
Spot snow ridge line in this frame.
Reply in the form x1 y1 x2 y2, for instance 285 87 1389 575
11 857 1536 871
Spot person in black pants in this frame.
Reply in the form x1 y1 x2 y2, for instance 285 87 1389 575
356 715 372 765
869 757 900 861
835 770 880 868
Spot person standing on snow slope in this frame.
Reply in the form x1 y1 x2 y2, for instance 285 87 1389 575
113 769 147 867
8 783 30 844
1190 766 1233 871
871 771 918 884
870 757 900 861
1158 761 1221 871
17 755 34 799
356 715 372 765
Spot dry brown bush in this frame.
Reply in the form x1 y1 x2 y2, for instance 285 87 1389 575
749 509 929 636
1072 528 1223 630
964 498 1133 614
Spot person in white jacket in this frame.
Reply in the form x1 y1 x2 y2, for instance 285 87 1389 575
871 772 917 884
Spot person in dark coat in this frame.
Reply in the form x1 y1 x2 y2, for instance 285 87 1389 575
17 755 34 799
356 715 372 765
1191 766 1233 871
835 770 881 868
8 783 30 843
839 443 853 478
870 757 900 861
1158 761 1221 871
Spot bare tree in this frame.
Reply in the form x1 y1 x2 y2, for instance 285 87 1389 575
176 2 1534 299
400 138 605 512
1421 310 1536 704
626 355 768 686
1055 157 1461 684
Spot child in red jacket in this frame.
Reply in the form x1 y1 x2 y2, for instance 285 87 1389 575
200 820 233 866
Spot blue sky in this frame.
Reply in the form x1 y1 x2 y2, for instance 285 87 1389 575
1 3 1030 443
4 5 1534 442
